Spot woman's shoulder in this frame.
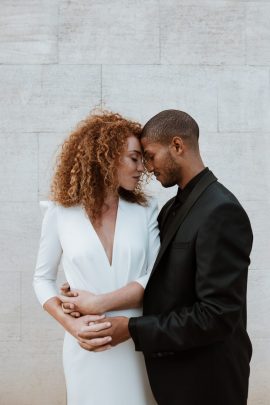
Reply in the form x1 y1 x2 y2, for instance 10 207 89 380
39 200 76 217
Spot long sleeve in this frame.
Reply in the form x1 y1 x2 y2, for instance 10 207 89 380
129 202 253 353
135 198 160 289
33 201 63 307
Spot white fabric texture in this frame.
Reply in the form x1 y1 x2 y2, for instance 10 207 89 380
33 197 160 405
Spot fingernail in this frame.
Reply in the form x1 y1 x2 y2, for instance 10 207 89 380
107 337 112 342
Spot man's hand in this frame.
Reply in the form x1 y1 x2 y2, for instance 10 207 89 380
60 282 76 297
78 317 130 352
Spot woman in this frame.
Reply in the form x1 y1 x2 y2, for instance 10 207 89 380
33 111 160 405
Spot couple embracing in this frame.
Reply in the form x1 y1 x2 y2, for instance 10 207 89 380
33 109 253 405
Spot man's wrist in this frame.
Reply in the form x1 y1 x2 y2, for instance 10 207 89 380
128 317 140 349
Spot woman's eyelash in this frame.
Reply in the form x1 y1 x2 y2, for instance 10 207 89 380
131 157 138 162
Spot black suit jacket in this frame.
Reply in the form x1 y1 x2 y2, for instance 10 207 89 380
129 171 253 405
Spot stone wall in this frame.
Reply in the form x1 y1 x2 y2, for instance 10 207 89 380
0 1 269 404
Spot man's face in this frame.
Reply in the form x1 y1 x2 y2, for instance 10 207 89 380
141 138 180 188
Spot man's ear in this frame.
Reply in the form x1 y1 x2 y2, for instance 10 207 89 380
170 136 184 155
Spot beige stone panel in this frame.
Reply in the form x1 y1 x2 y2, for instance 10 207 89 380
59 0 159 64
160 0 245 65
247 3 270 65
243 200 270 271
247 270 270 340
248 338 270 405
0 65 101 133
102 65 218 132
0 340 65 405
0 202 41 273
0 133 38 202
0 272 20 341
0 0 58 64
218 66 270 132
22 271 66 342
38 132 67 200
200 132 270 202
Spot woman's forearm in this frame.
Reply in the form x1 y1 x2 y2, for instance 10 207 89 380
43 296 74 333
96 281 144 313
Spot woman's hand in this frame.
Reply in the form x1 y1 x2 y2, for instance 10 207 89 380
58 289 102 316
66 314 112 352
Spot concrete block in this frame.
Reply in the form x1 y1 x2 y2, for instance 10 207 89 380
22 271 67 342
248 338 270 405
0 340 65 405
0 133 38 202
200 132 270 202
218 66 270 132
160 0 245 65
38 132 67 199
0 203 41 272
0 272 20 341
244 200 270 271
0 65 101 133
102 65 218 132
248 270 270 339
0 0 58 64
59 0 159 64
246 3 270 65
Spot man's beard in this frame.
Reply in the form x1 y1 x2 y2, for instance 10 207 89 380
159 153 181 188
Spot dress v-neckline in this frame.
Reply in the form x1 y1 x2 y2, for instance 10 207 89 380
89 198 121 268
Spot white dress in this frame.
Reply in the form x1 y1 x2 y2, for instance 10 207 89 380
33 197 160 405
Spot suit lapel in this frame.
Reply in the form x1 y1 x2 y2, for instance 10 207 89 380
149 171 217 280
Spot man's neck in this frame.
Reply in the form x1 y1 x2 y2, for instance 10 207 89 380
178 164 206 189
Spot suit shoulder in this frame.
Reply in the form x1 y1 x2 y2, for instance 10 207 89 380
201 182 251 226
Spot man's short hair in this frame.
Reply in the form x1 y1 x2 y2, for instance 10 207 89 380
141 110 199 147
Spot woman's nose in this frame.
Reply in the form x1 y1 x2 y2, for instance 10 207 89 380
137 159 144 172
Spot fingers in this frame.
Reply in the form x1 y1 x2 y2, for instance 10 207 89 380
60 283 78 298
83 321 111 333
70 311 81 318
84 314 106 323
62 302 75 311
58 294 76 304
79 322 111 338
78 336 112 349
60 282 70 291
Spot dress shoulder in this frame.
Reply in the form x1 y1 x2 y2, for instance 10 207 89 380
39 200 58 218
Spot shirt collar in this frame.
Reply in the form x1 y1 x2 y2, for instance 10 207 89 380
175 167 209 204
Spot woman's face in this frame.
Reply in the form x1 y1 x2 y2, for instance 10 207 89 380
117 136 144 191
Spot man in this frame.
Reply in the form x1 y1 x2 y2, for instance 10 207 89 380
77 110 253 404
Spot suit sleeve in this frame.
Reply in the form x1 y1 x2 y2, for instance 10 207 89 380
135 198 160 288
33 201 63 307
129 202 253 353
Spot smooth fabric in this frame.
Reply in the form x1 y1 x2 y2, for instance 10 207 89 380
33 197 160 405
129 171 253 405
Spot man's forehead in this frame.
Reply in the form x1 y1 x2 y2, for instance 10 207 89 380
141 138 160 152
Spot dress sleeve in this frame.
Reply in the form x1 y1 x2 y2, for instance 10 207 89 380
135 198 160 289
33 201 63 307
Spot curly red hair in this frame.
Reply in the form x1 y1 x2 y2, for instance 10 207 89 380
50 111 148 221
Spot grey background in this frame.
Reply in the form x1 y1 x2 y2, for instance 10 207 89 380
0 1 269 404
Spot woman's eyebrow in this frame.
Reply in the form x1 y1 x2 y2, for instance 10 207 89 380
128 149 142 154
